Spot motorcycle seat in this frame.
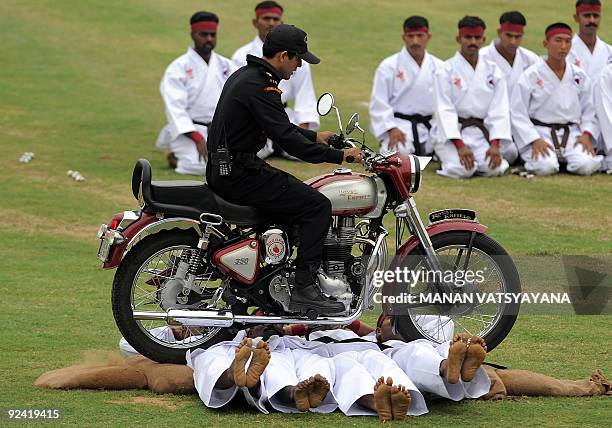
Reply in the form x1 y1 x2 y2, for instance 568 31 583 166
132 159 268 226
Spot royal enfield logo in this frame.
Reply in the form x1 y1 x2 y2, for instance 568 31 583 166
234 258 249 265
265 235 286 263
338 189 370 201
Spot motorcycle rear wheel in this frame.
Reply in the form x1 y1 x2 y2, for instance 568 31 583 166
112 230 231 364
394 231 520 351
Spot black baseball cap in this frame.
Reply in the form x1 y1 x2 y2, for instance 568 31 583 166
264 24 320 64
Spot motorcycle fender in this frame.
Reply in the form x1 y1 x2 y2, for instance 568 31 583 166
103 215 202 269
396 220 488 257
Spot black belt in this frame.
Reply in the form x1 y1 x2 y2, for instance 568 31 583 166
393 112 432 156
459 117 490 143
193 120 211 127
530 119 575 161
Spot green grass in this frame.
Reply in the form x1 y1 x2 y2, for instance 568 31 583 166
0 0 610 426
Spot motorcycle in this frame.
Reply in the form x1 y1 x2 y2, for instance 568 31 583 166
98 93 521 363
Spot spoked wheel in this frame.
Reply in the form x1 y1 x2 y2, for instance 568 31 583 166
394 231 520 351
112 231 231 364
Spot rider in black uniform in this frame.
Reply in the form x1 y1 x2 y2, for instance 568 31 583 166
206 24 362 315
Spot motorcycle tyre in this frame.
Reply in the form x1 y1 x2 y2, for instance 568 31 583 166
112 230 231 364
394 231 520 351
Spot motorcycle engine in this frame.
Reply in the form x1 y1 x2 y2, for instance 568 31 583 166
267 218 361 314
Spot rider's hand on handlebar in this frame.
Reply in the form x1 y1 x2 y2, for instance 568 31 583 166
316 131 335 145
343 147 364 164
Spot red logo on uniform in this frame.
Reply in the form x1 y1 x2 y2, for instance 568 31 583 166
574 59 581 67
186 67 194 78
453 77 462 88
396 70 405 81
536 78 544 89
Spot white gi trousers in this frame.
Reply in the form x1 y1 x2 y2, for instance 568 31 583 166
161 123 208 176
435 126 509 178
186 336 268 413
520 125 603 176
383 340 490 401
261 346 337 413
331 349 427 416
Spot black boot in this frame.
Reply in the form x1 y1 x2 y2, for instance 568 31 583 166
289 283 345 315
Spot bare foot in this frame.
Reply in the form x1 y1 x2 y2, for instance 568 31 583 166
294 379 312 412
390 384 412 421
308 374 330 408
232 338 252 387
590 369 612 395
246 340 270 388
447 334 469 384
373 376 393 421
461 336 487 382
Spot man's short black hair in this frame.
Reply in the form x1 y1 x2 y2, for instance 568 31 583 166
403 16 429 30
499 11 527 26
575 0 601 7
545 22 572 34
262 45 289 58
190 11 219 24
458 15 486 29
255 1 283 12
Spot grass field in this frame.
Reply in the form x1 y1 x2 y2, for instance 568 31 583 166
1 0 610 426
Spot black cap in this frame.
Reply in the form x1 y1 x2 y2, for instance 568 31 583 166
264 24 320 64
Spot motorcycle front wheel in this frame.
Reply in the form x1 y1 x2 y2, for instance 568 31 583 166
393 231 520 351
112 230 231 364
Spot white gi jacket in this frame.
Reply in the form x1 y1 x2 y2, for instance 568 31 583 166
232 36 320 129
369 48 443 150
510 59 598 152
594 63 612 168
431 52 512 145
155 48 236 149
480 41 540 95
568 34 612 81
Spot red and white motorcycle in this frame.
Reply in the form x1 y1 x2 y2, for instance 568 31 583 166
98 93 520 363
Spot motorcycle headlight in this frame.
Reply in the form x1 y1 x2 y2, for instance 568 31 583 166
408 155 421 194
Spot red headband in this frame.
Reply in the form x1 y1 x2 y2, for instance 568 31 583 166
546 27 573 39
459 26 485 37
404 26 429 34
256 7 283 17
576 4 601 15
500 23 525 33
191 21 217 32
377 313 388 328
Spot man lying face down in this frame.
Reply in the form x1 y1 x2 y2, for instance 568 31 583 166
35 318 611 420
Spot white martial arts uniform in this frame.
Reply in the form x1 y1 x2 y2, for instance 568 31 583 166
568 35 612 164
594 63 612 171
369 48 443 156
186 331 268 413
510 59 602 176
383 339 490 401
568 34 612 82
232 36 320 158
431 52 512 178
156 48 236 175
480 41 540 163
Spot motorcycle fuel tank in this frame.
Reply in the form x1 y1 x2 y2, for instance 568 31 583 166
306 169 383 216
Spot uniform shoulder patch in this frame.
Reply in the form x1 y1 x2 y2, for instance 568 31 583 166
264 86 283 95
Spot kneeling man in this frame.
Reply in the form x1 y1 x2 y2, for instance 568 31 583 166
510 23 602 176
432 16 512 178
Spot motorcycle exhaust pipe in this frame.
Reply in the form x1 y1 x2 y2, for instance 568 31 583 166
133 303 363 327
132 310 234 327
